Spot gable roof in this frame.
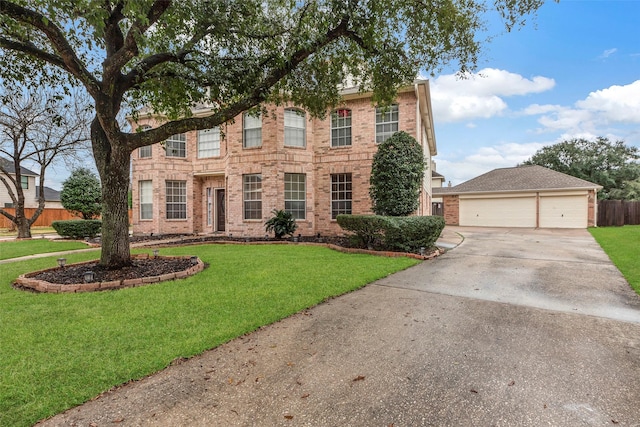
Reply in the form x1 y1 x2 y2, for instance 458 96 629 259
36 186 61 201
0 157 39 177
433 165 602 195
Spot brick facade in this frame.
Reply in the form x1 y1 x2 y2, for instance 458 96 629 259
442 195 459 226
130 83 437 237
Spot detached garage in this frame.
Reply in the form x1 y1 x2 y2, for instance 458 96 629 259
434 165 602 229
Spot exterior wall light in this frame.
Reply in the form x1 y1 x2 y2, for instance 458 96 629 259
57 258 66 268
83 271 95 283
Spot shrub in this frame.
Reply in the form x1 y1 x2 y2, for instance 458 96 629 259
337 214 445 253
60 168 102 219
265 209 297 239
370 131 425 216
52 220 102 239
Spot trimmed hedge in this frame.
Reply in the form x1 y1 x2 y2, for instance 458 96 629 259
52 220 102 239
337 214 445 253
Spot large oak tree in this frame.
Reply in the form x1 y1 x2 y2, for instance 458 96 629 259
0 0 546 268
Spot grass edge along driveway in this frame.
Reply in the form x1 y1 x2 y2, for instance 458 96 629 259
589 224 640 295
0 244 419 427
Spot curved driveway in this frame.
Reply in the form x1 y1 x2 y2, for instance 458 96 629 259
40 227 640 427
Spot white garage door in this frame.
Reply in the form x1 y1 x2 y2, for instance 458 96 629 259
460 196 536 227
539 195 587 228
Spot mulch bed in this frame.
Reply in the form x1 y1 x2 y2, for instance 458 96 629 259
30 258 194 285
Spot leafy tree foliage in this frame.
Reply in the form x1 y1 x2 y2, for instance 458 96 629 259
0 0 546 267
265 209 297 239
60 168 102 219
0 86 90 237
370 131 425 216
522 137 640 200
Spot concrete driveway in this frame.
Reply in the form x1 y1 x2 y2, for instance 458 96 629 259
40 227 640 426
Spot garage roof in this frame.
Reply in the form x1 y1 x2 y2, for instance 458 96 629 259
433 165 602 195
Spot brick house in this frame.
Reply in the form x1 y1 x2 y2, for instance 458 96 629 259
129 80 437 237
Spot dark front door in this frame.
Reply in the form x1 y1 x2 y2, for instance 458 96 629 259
216 189 225 232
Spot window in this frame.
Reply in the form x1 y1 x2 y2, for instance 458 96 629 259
284 109 306 147
139 180 153 220
331 173 352 219
243 112 262 148
138 125 152 158
243 174 262 220
375 104 399 143
165 180 186 219
139 145 152 158
331 108 352 147
165 133 186 157
20 176 28 189
285 173 306 220
206 187 213 226
198 127 220 158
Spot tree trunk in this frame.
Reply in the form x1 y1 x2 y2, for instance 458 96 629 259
92 118 131 268
15 209 31 238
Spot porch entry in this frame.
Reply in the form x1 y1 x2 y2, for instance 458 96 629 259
206 188 226 232
216 189 225 232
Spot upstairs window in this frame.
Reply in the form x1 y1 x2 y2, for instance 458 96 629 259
331 108 352 147
165 133 186 158
375 104 398 143
20 176 29 189
284 109 306 148
243 112 262 148
138 125 152 158
198 127 220 158
243 174 262 220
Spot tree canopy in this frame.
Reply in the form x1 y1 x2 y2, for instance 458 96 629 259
0 0 547 267
522 137 640 200
370 131 425 216
61 167 102 219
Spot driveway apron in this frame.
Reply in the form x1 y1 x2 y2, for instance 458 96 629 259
39 228 640 427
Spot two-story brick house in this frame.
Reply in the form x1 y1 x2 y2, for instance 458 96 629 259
129 80 437 237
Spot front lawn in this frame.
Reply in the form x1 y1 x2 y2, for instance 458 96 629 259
589 225 640 295
0 244 419 427
0 239 90 260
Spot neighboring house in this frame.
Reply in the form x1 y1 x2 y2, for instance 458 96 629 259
0 157 38 208
36 186 63 209
433 165 602 228
431 164 445 216
130 80 437 237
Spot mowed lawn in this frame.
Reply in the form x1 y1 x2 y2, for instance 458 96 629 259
589 225 640 295
0 244 419 427
0 239 90 260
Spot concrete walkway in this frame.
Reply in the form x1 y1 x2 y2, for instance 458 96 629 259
38 227 640 426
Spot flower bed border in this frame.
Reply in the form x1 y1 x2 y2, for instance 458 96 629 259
14 254 204 294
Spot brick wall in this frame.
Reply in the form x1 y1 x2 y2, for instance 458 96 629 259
443 195 459 225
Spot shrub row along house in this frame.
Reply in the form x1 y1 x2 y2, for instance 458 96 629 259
129 81 437 237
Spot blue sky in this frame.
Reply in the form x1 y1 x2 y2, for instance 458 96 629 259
429 0 640 185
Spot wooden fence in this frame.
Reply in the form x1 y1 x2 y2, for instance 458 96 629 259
597 200 640 227
0 208 133 229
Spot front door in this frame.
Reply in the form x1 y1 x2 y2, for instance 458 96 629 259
216 189 225 232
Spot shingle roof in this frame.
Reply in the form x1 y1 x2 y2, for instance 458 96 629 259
432 171 445 179
36 186 61 201
0 156 39 176
433 165 602 195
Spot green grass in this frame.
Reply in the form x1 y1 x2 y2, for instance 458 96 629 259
589 225 640 295
0 239 90 260
0 244 419 426
0 226 56 237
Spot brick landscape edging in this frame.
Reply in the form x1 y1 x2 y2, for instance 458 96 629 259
14 254 204 294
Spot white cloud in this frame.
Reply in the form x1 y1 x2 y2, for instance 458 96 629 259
599 48 617 59
436 141 546 185
430 68 555 123
576 80 640 123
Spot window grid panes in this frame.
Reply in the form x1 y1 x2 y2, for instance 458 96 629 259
139 145 152 158
243 174 262 220
165 133 186 157
284 173 306 220
331 173 352 219
331 109 352 147
284 109 306 147
243 113 262 148
138 125 152 158
375 104 399 143
139 180 153 220
165 180 186 219
20 176 28 189
198 127 220 158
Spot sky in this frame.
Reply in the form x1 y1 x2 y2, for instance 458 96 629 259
36 0 640 190
429 0 640 185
